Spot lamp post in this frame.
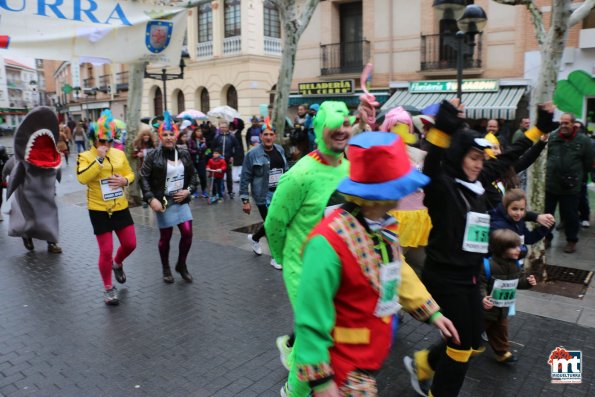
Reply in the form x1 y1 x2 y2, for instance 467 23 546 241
144 57 186 114
432 1 487 102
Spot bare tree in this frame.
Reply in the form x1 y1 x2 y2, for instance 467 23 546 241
269 0 321 135
493 0 594 273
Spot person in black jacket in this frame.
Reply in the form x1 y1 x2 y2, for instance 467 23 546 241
403 100 556 397
140 112 198 284
212 121 241 198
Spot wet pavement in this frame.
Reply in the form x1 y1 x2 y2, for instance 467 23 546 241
0 151 593 396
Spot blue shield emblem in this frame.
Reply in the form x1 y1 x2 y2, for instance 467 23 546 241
145 20 173 53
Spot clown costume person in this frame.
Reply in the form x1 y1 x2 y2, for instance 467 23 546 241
140 112 197 284
264 101 353 396
294 132 458 397
77 110 137 306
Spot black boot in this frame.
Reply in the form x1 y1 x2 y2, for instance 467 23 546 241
22 237 34 251
175 262 193 283
162 266 174 284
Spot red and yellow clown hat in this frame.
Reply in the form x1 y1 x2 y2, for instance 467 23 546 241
94 109 117 141
158 111 179 140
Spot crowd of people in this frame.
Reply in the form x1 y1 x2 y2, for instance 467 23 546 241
0 97 594 396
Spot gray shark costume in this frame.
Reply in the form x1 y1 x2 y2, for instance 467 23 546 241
5 107 62 243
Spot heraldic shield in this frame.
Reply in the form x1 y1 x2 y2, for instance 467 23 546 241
146 20 173 54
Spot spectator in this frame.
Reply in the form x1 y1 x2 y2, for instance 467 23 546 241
486 119 508 149
511 118 531 144
544 112 594 253
187 128 209 197
230 119 245 182
212 121 241 198
246 116 263 148
576 121 591 228
73 122 86 153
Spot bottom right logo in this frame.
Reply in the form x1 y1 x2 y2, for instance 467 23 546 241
548 347 582 384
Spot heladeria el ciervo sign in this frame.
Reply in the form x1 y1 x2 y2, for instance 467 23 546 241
0 0 187 65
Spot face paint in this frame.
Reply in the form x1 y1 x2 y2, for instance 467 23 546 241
313 101 353 157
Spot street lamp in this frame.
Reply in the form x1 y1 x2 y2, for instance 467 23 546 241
454 5 487 101
144 57 186 114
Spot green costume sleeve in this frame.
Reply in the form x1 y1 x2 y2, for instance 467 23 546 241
264 171 306 264
295 235 340 382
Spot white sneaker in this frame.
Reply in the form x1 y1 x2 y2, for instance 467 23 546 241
247 234 262 255
581 220 590 228
270 258 282 270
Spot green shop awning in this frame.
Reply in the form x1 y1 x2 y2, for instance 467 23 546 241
382 86 526 120
288 92 390 108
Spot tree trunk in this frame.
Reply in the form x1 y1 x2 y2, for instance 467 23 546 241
525 0 572 277
125 62 145 206
272 21 299 141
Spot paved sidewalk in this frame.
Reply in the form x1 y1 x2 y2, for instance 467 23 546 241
0 163 592 396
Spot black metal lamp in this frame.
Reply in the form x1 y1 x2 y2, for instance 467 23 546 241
457 5 488 34
432 0 466 20
144 55 187 113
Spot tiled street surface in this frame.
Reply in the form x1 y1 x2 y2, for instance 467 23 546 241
0 155 593 396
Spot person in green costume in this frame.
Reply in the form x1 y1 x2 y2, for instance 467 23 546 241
264 101 354 397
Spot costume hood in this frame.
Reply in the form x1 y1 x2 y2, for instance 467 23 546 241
313 101 353 157
13 106 61 169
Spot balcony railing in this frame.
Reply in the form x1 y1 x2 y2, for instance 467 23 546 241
197 41 213 58
116 71 129 91
264 37 282 55
223 36 241 55
83 77 95 89
320 40 370 76
98 74 111 93
420 33 483 71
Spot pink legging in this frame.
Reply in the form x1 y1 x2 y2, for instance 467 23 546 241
95 224 137 289
158 221 193 268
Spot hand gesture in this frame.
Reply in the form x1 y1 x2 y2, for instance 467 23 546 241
536 213 555 228
173 189 190 203
242 201 251 215
149 198 164 212
433 315 460 345
482 296 494 310
527 275 537 286
96 145 108 158
108 173 127 188
536 102 559 133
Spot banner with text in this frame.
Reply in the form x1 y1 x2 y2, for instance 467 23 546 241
0 1 188 65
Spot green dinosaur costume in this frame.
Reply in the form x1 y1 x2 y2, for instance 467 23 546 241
265 101 351 308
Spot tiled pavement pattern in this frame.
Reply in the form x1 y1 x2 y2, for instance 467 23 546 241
0 162 593 396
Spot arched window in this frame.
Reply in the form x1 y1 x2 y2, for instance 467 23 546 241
264 1 280 38
200 88 210 112
177 91 185 113
226 85 238 110
154 87 163 116
269 84 276 105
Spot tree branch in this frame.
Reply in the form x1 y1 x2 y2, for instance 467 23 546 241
297 0 321 36
569 0 595 27
491 0 532 5
527 1 546 47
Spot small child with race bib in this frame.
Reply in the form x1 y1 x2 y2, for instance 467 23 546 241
480 228 536 364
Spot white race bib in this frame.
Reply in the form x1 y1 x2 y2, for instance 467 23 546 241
100 178 124 201
167 174 184 195
268 168 283 188
462 211 490 253
490 278 519 308
374 260 402 317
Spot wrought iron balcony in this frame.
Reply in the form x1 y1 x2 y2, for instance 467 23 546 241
83 77 95 89
98 74 111 93
420 33 483 71
320 40 370 76
116 71 129 91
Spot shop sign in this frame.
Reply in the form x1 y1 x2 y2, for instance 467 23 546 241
298 80 354 96
409 80 499 93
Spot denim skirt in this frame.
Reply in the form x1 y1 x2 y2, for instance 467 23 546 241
156 202 192 229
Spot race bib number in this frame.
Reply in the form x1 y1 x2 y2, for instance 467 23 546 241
462 211 490 253
268 168 283 188
374 260 402 317
490 278 519 308
167 174 184 195
100 178 124 201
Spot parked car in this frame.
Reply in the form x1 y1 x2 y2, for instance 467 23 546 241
0 124 15 136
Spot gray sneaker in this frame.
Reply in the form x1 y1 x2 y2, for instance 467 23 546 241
103 287 119 306
404 355 430 397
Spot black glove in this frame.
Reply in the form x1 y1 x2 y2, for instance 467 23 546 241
434 100 465 135
535 106 559 133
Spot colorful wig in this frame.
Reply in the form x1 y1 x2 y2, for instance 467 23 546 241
313 101 353 157
379 106 417 144
158 111 179 140
92 109 117 141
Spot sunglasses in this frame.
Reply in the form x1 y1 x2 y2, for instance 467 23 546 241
98 139 114 144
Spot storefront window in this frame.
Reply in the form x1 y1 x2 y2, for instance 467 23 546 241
224 0 241 38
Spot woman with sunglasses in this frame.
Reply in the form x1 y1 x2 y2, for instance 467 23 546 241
77 110 137 306
140 112 197 284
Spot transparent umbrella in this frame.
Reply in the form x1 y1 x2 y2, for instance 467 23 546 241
207 106 241 123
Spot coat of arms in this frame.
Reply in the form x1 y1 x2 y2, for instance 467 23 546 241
145 20 173 54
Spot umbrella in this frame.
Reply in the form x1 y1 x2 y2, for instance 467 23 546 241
178 109 207 120
207 106 241 123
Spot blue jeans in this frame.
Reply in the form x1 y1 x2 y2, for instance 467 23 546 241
75 141 85 153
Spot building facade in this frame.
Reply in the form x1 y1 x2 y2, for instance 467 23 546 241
141 0 283 120
0 57 38 128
